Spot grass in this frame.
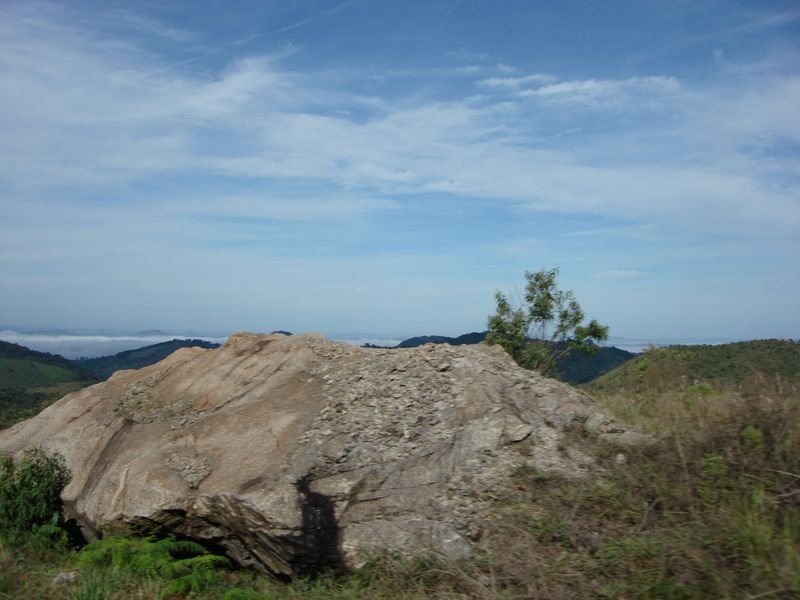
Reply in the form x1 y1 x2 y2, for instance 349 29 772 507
1 368 798 599
478 385 800 598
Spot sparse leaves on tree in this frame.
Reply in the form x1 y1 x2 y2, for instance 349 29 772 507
487 268 609 376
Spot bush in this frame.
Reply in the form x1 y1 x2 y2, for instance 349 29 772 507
77 534 230 595
0 447 71 547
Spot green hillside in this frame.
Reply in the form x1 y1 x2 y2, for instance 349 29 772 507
586 339 800 396
77 338 221 380
0 341 97 429
0 357 82 390
0 341 92 384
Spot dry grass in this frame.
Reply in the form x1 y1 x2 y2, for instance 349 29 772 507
471 373 800 599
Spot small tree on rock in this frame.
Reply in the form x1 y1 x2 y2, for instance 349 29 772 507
487 268 609 376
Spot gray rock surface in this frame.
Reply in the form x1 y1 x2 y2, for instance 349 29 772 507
0 333 644 575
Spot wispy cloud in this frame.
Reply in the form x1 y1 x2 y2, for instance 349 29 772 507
477 73 554 88
0 3 796 241
516 76 681 104
0 1 797 339
99 8 196 42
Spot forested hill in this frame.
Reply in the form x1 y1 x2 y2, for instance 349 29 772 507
76 339 221 380
0 340 95 389
558 345 637 384
0 340 97 429
396 331 487 348
585 339 800 395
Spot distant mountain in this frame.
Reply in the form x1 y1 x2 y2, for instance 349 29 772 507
396 331 488 348
0 340 97 429
557 345 637 384
393 332 636 384
77 339 221 380
585 339 800 396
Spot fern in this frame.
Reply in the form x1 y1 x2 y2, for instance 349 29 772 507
76 535 147 569
78 534 230 593
165 555 229 595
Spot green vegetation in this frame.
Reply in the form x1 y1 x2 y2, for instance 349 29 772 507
0 447 71 548
1 341 798 598
0 341 91 386
586 340 800 435
487 268 609 376
76 339 220 380
75 535 230 596
557 344 635 384
0 341 97 429
0 357 82 390
481 378 800 599
587 339 800 397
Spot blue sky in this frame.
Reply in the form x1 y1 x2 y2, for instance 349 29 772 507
1 0 798 342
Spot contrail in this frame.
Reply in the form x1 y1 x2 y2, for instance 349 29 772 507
148 0 359 76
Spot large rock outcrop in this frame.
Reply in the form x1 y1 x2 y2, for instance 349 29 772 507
0 333 643 575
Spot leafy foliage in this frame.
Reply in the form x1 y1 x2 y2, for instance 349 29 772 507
0 447 71 547
77 534 230 594
487 268 609 375
0 387 48 429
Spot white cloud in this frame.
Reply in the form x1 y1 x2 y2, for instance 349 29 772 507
0 3 797 249
517 76 681 104
477 73 554 88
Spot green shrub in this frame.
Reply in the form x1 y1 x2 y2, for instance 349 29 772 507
0 447 70 547
77 534 230 595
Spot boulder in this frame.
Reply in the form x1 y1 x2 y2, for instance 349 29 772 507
0 333 644 575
